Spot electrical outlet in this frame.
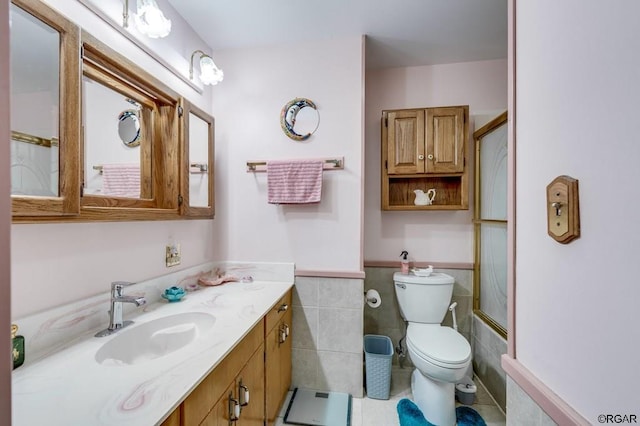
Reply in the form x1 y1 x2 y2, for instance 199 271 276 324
165 244 181 267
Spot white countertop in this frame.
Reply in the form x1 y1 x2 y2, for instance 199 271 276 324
12 279 294 426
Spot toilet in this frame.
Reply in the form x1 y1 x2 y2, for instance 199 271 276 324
393 271 471 426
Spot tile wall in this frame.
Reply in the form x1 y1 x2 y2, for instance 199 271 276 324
291 276 364 397
506 376 557 426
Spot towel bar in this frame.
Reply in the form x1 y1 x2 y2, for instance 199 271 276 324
246 157 344 173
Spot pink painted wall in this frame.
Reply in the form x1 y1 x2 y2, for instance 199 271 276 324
364 60 507 263
514 1 640 422
11 1 216 319
211 37 365 273
1 1 13 422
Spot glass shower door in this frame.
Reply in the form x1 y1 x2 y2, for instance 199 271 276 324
473 112 508 337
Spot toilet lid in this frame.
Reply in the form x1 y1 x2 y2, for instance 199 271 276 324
407 324 471 367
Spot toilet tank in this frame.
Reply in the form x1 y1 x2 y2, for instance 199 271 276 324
393 272 455 323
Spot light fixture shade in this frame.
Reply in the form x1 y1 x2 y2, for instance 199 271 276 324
199 56 224 85
135 0 171 39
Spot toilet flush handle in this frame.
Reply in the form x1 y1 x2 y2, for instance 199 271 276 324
449 302 458 332
395 283 406 289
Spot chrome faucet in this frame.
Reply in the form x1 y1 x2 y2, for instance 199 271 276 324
95 281 146 337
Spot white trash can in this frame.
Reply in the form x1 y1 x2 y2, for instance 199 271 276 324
455 376 477 405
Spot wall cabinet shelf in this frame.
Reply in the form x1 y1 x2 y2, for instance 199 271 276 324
381 105 469 210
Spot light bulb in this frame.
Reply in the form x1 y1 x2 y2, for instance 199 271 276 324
199 56 224 85
134 0 171 38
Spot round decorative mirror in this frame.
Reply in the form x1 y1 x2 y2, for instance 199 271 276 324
280 98 319 141
117 110 141 147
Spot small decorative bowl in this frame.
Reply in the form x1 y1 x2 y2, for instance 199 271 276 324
162 286 186 302
412 266 433 277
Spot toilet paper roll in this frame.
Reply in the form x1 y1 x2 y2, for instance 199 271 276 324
365 289 382 308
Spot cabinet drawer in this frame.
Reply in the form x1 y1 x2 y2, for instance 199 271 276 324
265 290 292 334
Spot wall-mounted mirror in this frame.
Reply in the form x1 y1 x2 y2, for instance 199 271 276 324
473 111 508 338
280 98 319 141
10 4 58 196
10 1 213 222
10 0 80 216
80 30 180 213
180 100 214 218
118 109 141 148
82 75 151 199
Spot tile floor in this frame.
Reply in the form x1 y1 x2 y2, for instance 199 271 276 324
276 366 506 425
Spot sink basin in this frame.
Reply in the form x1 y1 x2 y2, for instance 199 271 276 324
95 312 215 365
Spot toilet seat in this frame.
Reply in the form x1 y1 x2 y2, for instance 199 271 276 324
406 324 471 369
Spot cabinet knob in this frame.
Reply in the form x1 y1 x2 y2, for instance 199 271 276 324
427 154 434 160
277 303 288 313
418 154 425 160
229 393 240 421
239 382 250 406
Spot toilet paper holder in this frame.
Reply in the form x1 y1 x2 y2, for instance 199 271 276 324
365 292 378 304
364 289 382 308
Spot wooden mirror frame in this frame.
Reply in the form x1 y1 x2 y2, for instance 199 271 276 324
10 0 80 217
179 100 215 218
11 6 214 223
79 30 181 220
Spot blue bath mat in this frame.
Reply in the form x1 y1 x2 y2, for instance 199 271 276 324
397 398 486 426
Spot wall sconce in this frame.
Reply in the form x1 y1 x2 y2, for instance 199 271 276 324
123 0 171 39
190 50 224 86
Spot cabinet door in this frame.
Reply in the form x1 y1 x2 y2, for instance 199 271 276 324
265 310 292 425
201 382 236 426
426 106 467 173
237 344 265 425
203 346 265 426
280 308 292 400
10 0 81 217
265 324 282 425
386 110 425 175
159 407 180 426
179 99 215 218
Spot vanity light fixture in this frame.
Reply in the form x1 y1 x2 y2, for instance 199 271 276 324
122 0 171 39
189 50 224 86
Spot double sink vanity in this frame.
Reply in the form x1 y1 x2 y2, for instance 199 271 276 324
12 264 294 426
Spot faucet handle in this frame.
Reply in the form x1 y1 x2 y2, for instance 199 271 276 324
111 281 135 296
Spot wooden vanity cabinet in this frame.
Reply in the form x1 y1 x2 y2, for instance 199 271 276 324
201 342 265 426
161 289 293 426
382 105 469 210
264 292 293 425
180 322 264 426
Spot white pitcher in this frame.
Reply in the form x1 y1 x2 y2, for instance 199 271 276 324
413 188 436 206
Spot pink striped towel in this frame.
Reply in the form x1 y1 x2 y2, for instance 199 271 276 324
101 164 141 198
267 160 323 204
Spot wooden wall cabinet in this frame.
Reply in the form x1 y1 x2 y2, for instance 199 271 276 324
10 0 214 223
382 105 469 210
161 289 293 426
